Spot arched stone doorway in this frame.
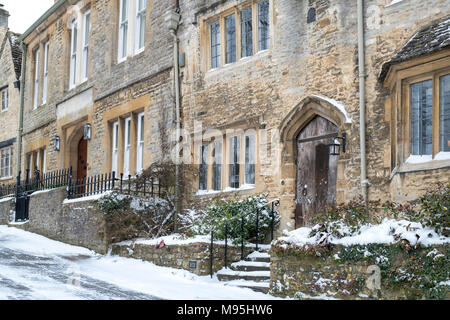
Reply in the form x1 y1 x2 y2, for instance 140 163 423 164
295 116 338 228
278 95 352 229
66 124 88 181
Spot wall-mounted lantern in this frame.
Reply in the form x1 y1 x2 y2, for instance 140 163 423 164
53 136 60 152
329 132 347 156
84 123 92 141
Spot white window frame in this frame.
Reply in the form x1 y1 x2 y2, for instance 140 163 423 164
42 42 49 104
123 117 131 176
136 112 144 173
69 19 78 89
118 0 129 63
112 121 119 174
33 48 40 109
134 0 146 54
1 87 8 111
0 147 13 179
42 148 47 174
244 133 256 185
81 10 91 82
228 135 240 189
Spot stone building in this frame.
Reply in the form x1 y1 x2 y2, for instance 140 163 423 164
17 0 450 234
19 0 175 183
175 0 450 232
0 4 21 185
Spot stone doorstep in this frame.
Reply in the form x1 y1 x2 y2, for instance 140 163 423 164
230 260 271 272
224 280 270 294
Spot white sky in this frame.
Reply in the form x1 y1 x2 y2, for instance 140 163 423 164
1 0 55 33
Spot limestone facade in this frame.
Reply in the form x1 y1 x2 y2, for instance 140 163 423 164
17 0 450 234
0 6 21 185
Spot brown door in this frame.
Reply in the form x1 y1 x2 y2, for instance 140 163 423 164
295 116 338 228
77 138 88 181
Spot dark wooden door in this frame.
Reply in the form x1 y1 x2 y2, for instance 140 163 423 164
295 116 338 228
77 138 88 181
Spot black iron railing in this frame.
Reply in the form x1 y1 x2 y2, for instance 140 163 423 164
67 172 166 199
14 167 72 195
209 198 280 277
0 181 16 199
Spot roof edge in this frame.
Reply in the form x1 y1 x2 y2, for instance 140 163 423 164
19 0 67 42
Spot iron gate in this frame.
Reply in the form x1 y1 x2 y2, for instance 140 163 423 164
15 191 31 221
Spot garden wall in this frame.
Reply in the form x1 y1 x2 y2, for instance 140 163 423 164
269 243 450 300
111 240 255 276
11 188 109 254
0 197 13 225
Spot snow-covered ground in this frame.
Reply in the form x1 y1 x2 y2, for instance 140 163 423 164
0 226 278 300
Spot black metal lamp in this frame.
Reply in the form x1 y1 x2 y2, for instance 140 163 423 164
53 136 60 151
329 132 347 156
84 123 92 140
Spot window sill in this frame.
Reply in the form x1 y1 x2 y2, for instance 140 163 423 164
391 153 450 178
206 50 270 77
194 184 256 196
0 176 14 182
1 109 8 113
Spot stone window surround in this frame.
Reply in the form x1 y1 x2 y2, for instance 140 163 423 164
201 0 273 72
0 85 7 112
0 146 13 179
68 6 91 90
25 147 47 178
117 0 148 64
106 108 145 178
384 50 450 176
194 128 259 194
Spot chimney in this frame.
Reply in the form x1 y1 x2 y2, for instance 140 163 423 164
0 4 9 29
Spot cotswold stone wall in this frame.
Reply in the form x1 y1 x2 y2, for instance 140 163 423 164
269 243 450 300
17 187 108 254
178 0 450 233
0 197 13 224
111 241 255 276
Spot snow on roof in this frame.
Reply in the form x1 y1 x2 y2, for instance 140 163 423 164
379 15 450 81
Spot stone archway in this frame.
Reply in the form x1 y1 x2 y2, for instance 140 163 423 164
278 95 352 228
65 124 87 180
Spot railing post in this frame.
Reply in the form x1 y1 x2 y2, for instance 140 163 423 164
112 171 116 189
241 215 244 260
256 208 260 251
225 223 228 269
120 173 123 193
271 202 275 242
210 230 214 278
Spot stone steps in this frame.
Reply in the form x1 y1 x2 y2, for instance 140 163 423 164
217 250 271 294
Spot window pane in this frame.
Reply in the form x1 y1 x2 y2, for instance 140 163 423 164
225 15 236 64
229 136 240 188
210 21 220 68
241 7 253 58
258 0 269 51
212 141 222 191
410 80 433 155
199 144 208 190
440 74 450 152
245 135 255 184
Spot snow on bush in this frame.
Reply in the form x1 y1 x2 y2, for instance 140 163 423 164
191 194 280 244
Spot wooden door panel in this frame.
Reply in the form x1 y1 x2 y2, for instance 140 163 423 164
77 138 88 181
295 116 338 227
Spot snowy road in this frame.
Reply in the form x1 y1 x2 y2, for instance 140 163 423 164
0 226 276 300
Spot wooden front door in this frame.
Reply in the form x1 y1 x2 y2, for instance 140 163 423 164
77 138 88 180
295 116 338 228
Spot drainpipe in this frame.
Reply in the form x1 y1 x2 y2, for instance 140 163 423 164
166 1 181 232
16 41 28 178
357 0 368 202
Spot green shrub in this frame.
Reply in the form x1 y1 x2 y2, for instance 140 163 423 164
193 194 280 244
